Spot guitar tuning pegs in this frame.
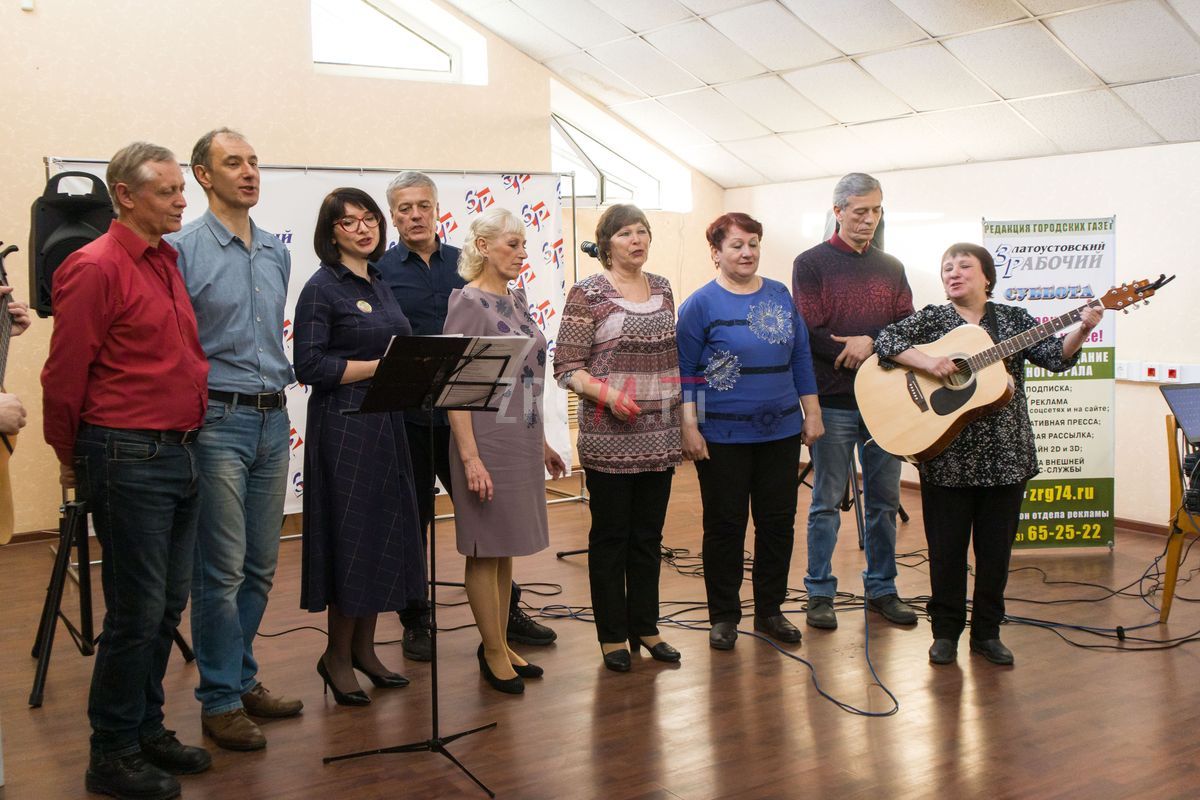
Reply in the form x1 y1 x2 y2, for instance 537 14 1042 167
1122 308 1130 314
1144 299 1150 305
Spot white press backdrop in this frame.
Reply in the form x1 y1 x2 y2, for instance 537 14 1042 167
49 160 572 514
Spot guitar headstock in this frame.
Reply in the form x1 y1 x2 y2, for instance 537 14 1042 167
0 242 15 287
1100 274 1175 312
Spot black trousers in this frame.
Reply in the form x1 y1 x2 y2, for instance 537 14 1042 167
401 421 520 628
695 434 802 624
920 478 1027 641
585 468 673 644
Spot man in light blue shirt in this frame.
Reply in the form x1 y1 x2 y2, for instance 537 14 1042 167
169 128 302 752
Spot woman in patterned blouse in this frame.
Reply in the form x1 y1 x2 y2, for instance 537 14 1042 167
873 243 1102 667
676 212 823 652
553 204 682 673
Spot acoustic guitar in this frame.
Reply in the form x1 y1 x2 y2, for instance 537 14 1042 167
855 274 1175 464
0 243 19 543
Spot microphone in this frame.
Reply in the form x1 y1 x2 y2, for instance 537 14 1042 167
580 240 599 259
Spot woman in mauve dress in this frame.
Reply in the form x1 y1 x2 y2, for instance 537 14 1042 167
444 207 568 695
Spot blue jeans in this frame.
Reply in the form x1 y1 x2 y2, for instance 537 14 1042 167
804 406 902 600
77 424 200 757
189 401 289 714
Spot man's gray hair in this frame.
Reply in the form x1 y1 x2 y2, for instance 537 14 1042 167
832 172 881 209
190 127 247 171
106 142 176 202
386 171 438 209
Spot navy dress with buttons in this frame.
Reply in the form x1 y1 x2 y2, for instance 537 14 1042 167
294 261 426 616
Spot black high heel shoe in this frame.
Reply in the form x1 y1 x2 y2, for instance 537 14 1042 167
476 645 524 694
351 655 410 688
478 643 542 679
630 636 681 663
317 657 371 706
601 646 631 672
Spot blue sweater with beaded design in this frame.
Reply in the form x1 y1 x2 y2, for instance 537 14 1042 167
676 277 818 444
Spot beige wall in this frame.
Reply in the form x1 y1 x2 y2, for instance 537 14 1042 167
727 145 1200 527
1 0 723 533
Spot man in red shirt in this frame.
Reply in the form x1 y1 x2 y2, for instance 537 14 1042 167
42 142 212 800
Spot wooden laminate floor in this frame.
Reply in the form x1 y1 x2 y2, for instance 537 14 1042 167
2 465 1199 799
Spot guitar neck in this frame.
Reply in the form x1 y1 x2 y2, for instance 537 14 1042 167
966 299 1099 373
0 295 10 388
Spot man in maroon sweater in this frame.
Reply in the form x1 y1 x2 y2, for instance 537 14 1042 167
42 142 212 800
792 173 917 631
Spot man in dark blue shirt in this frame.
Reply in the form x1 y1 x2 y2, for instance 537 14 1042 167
377 171 555 661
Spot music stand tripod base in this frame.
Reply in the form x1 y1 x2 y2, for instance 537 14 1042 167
322 334 528 797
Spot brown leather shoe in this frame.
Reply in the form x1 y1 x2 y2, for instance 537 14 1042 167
241 683 304 718
202 708 266 751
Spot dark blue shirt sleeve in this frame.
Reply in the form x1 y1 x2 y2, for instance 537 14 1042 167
294 277 348 391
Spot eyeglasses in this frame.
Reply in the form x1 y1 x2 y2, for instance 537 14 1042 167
336 213 380 232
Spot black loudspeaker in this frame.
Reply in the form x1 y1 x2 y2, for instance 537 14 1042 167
29 171 115 317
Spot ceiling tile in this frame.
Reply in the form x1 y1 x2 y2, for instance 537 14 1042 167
611 99 715 151
442 0 506 13
942 21 1099 99
782 61 911 123
845 116 969 169
544 53 647 105
677 144 767 187
723 136 826 181
1021 1 1095 13
676 0 760 14
1167 0 1200 37
1114 75 1200 141
779 0 928 53
780 126 897 174
511 0 631 48
644 20 767 83
718 75 836 132
887 0 1028 36
857 43 997 111
1043 0 1200 83
588 37 705 95
659 89 772 141
707 1 840 71
1012 89 1163 151
923 104 1059 161
465 1 578 61
596 0 694 32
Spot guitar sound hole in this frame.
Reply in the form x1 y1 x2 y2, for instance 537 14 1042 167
945 358 972 388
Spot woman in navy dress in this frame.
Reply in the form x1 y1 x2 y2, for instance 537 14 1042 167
294 187 425 705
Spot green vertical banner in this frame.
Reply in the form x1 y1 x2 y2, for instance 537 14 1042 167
982 218 1116 549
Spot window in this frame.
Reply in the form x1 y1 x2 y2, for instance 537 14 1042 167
552 116 652 207
310 0 486 85
550 81 692 212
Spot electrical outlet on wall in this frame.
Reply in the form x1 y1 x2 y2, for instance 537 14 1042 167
1144 362 1162 382
1162 364 1181 383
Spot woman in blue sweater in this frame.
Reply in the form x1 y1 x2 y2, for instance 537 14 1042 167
677 212 823 651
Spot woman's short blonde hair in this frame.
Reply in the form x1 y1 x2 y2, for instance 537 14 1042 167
458 207 525 281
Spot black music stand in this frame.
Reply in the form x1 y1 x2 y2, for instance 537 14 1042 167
323 334 529 798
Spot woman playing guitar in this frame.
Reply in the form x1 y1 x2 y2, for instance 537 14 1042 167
872 243 1102 667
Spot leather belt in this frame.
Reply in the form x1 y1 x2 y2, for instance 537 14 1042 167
126 428 202 444
209 389 287 410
